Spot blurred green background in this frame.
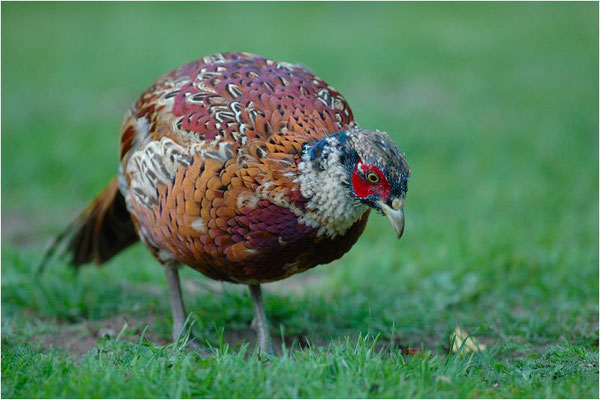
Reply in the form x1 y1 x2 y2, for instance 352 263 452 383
2 2 598 398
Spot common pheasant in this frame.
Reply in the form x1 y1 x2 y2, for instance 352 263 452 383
42 52 410 353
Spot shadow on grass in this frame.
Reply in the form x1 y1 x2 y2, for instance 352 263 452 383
3 247 454 359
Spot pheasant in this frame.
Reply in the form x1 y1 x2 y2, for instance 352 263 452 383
41 52 410 353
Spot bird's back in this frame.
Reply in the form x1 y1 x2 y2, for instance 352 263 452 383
119 52 354 161
112 53 367 283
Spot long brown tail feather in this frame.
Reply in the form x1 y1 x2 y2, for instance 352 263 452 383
37 178 139 274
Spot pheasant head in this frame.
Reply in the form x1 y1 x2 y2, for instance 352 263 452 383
297 128 410 239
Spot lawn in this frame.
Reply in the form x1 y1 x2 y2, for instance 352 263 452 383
1 2 598 398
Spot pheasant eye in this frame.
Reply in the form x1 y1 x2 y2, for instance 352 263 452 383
366 171 380 184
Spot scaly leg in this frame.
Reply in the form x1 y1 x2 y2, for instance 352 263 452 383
163 261 188 342
249 284 273 354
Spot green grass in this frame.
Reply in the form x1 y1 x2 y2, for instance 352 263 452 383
2 2 598 398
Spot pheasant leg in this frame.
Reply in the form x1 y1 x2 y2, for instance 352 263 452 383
163 261 188 342
249 284 273 354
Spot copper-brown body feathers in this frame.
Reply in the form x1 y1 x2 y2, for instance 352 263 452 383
45 53 373 283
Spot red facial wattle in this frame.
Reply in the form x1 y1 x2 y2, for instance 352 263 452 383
351 162 391 200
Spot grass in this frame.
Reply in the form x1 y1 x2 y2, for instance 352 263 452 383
2 2 598 398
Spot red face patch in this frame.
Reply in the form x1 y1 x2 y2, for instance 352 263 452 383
352 161 391 200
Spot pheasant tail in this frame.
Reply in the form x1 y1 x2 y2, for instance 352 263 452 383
38 178 138 272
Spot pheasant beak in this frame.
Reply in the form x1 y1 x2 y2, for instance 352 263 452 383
377 199 405 239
